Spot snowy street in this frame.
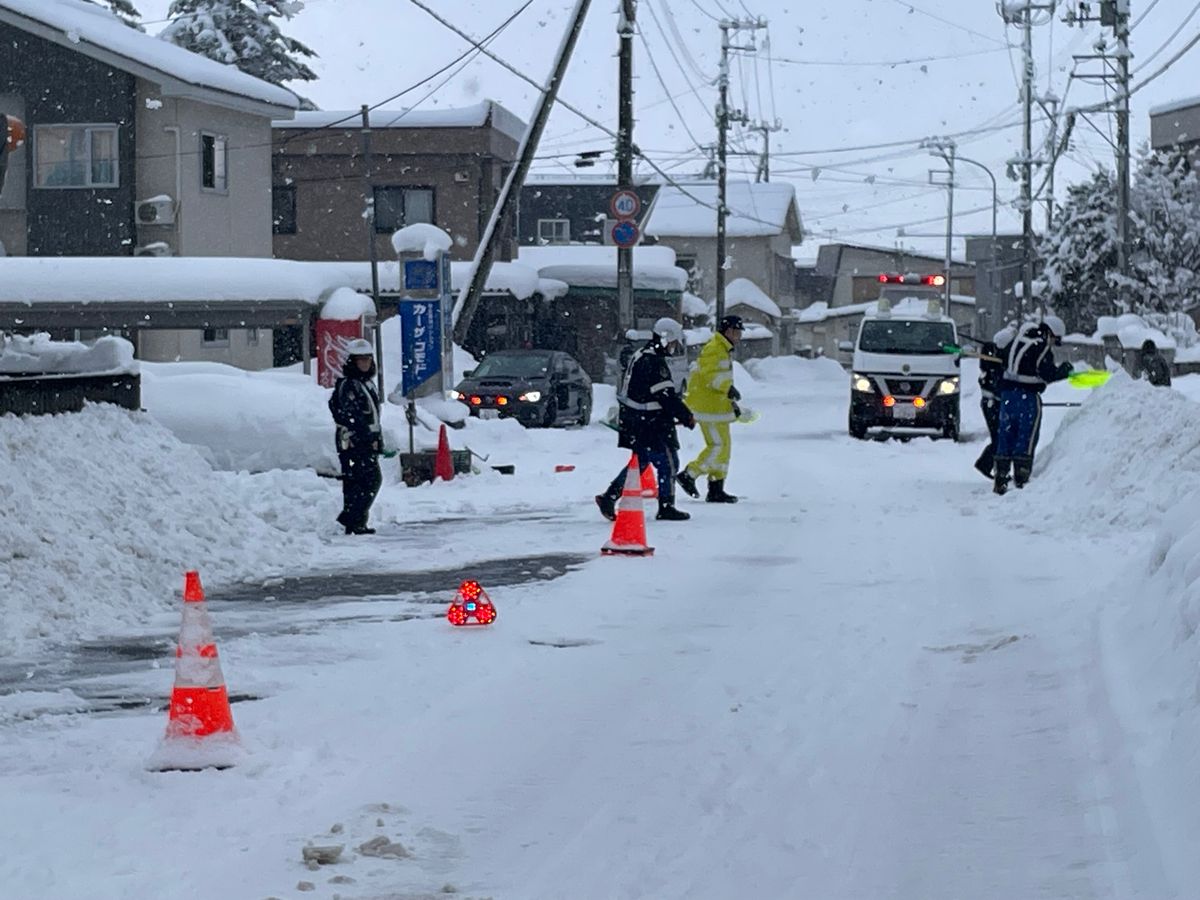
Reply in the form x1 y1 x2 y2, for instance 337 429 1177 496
3 359 1196 899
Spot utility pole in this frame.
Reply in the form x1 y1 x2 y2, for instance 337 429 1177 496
361 104 384 396
750 118 783 182
715 17 766 323
617 0 636 333
922 136 956 314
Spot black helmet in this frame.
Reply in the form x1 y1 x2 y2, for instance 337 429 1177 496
1141 338 1157 353
719 314 745 332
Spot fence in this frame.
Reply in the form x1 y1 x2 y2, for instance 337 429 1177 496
0 372 141 417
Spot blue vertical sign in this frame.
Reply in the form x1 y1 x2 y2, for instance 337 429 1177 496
399 298 442 395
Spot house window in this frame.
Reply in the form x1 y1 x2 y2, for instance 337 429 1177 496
373 186 435 233
246 327 260 347
201 133 227 191
202 328 229 347
537 218 570 244
33 124 119 188
272 184 297 234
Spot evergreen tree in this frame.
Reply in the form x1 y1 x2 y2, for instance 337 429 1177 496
84 0 143 29
161 0 317 86
1037 169 1120 334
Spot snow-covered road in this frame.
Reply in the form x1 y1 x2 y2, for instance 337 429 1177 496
0 359 1187 898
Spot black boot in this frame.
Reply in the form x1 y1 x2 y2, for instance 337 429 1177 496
676 470 700 499
1013 464 1031 489
595 493 617 521
656 502 690 521
972 455 993 480
706 478 738 503
993 460 1011 496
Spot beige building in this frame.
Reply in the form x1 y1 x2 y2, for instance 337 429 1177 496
271 102 525 265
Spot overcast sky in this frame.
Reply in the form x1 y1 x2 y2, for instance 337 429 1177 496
138 0 1200 261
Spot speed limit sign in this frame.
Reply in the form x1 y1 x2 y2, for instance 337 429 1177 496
610 189 641 220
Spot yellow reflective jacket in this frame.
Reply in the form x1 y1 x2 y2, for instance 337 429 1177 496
685 333 736 422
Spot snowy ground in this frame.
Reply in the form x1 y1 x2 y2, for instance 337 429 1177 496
2 357 1199 899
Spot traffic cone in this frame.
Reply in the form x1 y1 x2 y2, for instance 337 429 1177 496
147 570 240 771
434 424 454 481
601 455 655 557
638 455 657 499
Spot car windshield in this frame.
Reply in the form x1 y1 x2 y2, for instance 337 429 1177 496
471 354 552 378
859 320 956 355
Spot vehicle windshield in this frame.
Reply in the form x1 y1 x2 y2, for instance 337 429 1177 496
471 353 552 378
859 320 956 355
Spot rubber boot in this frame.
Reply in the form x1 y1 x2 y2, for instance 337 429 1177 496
656 502 690 521
1013 463 1032 489
676 470 700 499
706 478 738 503
595 493 617 522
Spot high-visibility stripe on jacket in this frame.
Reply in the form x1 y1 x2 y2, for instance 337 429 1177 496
685 333 736 422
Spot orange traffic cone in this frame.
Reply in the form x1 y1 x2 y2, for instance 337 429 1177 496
148 571 240 771
638 455 658 499
601 455 655 557
434 424 454 481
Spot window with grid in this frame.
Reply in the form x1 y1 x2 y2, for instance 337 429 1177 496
373 186 435 233
33 124 119 188
537 219 570 244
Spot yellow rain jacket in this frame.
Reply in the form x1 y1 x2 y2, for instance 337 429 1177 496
685 333 736 422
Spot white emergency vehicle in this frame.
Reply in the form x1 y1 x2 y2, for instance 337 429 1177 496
847 274 961 441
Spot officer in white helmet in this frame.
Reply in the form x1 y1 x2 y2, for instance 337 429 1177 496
992 314 1072 495
596 318 696 521
327 338 383 533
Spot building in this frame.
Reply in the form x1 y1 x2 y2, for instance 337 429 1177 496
644 181 803 312
1149 95 1200 153
517 174 660 247
271 101 525 264
0 0 300 368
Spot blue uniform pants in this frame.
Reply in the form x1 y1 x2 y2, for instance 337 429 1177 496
607 443 678 505
995 387 1042 479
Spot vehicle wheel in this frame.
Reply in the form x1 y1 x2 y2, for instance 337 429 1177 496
849 417 867 440
542 400 557 428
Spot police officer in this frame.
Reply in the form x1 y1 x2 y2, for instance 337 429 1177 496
993 315 1072 495
596 318 695 522
678 314 743 503
328 339 383 534
973 324 1015 480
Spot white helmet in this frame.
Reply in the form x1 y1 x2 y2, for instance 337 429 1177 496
345 338 374 357
992 325 1016 348
652 317 683 345
1042 314 1065 339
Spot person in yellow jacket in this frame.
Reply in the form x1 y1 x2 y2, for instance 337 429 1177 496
677 315 744 503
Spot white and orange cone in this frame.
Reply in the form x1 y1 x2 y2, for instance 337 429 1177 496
601 455 655 557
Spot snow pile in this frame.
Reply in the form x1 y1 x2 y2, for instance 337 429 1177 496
320 287 375 321
0 333 136 376
725 278 782 319
744 355 847 387
391 224 453 261
0 405 328 656
1026 375 1200 527
1096 313 1179 350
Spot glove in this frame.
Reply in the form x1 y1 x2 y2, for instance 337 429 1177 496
686 413 696 429
728 386 741 401
731 402 742 420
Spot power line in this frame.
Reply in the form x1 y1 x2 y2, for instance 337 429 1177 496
770 47 1012 66
1132 0 1166 30
635 22 708 152
890 0 1012 47
1133 0 1200 74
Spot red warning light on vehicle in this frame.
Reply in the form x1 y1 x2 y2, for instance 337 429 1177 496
447 579 497 626
877 273 946 286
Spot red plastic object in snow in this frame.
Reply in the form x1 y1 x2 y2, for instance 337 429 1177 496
447 579 497 626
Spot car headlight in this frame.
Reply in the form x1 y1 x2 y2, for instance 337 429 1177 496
852 374 873 393
518 391 542 402
937 378 959 395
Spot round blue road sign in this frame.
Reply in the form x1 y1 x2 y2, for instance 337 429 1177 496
611 219 640 248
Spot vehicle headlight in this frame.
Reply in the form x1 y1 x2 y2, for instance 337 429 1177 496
852 374 873 393
519 391 542 402
938 378 959 395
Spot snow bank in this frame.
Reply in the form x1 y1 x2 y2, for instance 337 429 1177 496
745 355 848 386
1028 375 1200 527
0 333 136 376
390 224 452 261
0 405 327 656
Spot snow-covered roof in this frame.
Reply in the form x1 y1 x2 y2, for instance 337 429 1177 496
1149 94 1200 118
0 333 136 378
0 0 299 113
796 294 973 323
274 100 527 143
681 292 708 317
516 246 688 293
724 278 782 319
645 181 802 239
0 257 567 307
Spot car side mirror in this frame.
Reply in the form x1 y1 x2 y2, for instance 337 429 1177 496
462 368 475 378
838 341 853 353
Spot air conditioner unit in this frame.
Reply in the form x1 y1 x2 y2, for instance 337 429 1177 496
453 171 470 184
134 241 172 257
136 196 175 226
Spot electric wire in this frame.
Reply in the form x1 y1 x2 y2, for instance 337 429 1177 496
1133 0 1200 74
